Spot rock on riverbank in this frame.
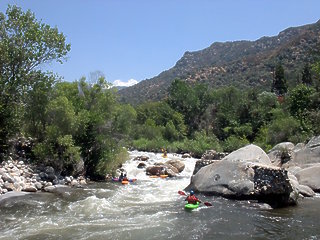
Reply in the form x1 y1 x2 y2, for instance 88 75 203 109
0 159 87 196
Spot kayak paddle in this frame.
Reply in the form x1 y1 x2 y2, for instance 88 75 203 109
178 190 212 206
178 190 187 196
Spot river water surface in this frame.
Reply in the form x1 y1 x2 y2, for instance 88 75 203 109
0 151 320 240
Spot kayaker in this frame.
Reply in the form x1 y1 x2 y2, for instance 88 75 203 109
185 190 201 204
118 172 124 182
161 148 167 157
163 150 167 157
123 173 128 182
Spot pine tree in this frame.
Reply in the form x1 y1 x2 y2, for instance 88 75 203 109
271 64 287 96
301 63 313 86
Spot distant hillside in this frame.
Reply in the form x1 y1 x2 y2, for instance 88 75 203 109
118 20 320 105
112 86 127 91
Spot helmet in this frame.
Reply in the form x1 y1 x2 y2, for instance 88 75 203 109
190 190 194 195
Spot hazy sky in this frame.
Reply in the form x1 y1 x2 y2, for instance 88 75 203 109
1 0 320 86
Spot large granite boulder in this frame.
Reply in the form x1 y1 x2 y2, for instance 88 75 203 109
264 137 320 193
268 142 295 167
193 150 228 175
186 144 299 208
193 159 220 175
287 172 315 197
289 136 320 168
295 165 320 192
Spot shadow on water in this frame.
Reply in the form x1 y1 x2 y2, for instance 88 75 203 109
251 197 320 240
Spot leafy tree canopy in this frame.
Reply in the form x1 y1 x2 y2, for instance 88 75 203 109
0 5 70 155
0 5 70 100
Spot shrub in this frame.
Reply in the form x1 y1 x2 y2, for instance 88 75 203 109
174 131 222 158
267 116 302 145
132 138 170 152
163 120 180 141
95 147 129 176
33 134 81 175
253 125 273 152
222 135 250 152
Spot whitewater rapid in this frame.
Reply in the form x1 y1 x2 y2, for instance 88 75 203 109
1 151 320 240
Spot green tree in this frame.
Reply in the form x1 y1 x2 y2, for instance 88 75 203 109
113 104 137 138
71 77 120 179
301 63 313 86
23 72 56 140
175 131 222 158
31 95 81 175
289 84 314 125
266 109 309 145
46 96 77 136
0 5 70 156
135 101 187 140
271 64 287 96
312 61 320 91
164 120 179 142
249 91 279 138
168 79 197 127
168 79 209 134
206 86 244 140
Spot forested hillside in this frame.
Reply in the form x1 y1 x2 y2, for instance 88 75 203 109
118 20 320 104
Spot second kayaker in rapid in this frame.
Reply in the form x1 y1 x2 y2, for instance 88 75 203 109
185 190 201 204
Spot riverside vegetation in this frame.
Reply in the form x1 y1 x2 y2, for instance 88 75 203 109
1 5 320 183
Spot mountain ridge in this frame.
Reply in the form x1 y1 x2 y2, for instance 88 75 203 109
118 20 320 104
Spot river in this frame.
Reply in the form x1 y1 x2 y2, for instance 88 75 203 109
0 151 320 240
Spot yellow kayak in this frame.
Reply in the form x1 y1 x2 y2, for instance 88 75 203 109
149 175 159 178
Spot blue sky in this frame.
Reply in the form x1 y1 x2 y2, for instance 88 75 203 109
1 1 320 86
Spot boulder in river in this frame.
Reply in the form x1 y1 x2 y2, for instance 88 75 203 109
134 156 149 161
193 160 220 175
146 163 178 177
186 144 299 208
181 153 191 158
137 162 147 169
297 184 315 197
146 165 165 176
165 159 185 173
295 165 320 192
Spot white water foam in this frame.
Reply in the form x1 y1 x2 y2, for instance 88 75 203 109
64 151 198 218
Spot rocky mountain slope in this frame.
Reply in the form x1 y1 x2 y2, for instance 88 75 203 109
118 20 320 105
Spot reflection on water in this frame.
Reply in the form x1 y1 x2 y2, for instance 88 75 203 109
0 151 320 240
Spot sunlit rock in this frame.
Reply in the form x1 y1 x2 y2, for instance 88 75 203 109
295 165 320 192
165 159 185 173
186 144 299 208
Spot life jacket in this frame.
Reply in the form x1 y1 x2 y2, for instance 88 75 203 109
186 195 199 204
